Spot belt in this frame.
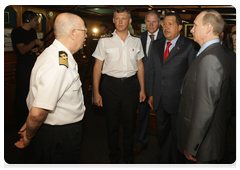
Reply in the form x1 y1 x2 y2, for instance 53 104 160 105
104 74 137 82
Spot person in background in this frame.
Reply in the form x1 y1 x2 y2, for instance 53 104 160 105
219 23 236 164
99 23 112 36
92 7 145 164
146 12 198 163
177 9 230 164
11 10 42 129
134 10 163 155
231 31 236 53
231 25 236 33
15 13 87 164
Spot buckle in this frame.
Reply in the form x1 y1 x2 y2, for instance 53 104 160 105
121 77 127 82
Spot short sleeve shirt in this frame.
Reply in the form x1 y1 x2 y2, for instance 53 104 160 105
11 27 37 70
27 39 85 125
92 30 144 78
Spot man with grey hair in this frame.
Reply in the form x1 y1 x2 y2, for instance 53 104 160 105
134 10 163 155
93 7 145 164
177 10 230 164
15 13 87 163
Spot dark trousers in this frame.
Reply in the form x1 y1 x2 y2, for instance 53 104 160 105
101 74 139 162
32 121 82 164
155 100 184 164
136 96 150 147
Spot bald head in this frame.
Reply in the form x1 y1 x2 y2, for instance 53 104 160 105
54 13 84 39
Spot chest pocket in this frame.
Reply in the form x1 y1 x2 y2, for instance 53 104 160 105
106 48 119 61
129 48 140 60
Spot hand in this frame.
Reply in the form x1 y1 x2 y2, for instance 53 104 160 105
93 93 103 107
19 123 27 132
148 96 154 110
31 47 39 53
139 90 146 103
184 150 197 162
35 39 42 46
14 129 31 149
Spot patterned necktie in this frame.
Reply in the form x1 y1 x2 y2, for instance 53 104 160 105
164 41 172 62
148 34 155 57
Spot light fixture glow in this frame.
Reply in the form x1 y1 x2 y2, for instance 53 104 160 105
93 28 98 33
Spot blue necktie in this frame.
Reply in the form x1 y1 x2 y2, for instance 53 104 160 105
148 34 155 57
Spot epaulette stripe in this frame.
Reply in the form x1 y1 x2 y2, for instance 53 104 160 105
130 34 141 38
101 34 113 38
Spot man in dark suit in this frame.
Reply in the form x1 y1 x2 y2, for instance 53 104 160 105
219 26 236 164
146 12 198 163
177 10 230 164
134 10 163 155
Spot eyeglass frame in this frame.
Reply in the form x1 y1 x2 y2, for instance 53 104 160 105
74 28 88 34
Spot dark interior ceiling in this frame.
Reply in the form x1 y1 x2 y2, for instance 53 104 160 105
31 5 236 25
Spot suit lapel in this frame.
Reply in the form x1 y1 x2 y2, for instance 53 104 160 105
164 35 184 64
158 38 165 65
141 31 148 57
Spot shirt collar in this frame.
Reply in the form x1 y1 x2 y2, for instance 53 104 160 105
165 34 180 48
148 29 159 39
197 39 220 56
113 29 131 38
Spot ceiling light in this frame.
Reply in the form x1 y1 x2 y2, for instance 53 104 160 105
182 10 186 12
148 8 152 10
93 28 98 33
158 10 161 12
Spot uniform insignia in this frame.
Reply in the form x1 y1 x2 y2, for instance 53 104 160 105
100 34 113 38
131 34 141 38
59 51 68 68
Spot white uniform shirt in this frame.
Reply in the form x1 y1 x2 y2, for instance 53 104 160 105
27 39 85 125
92 30 144 78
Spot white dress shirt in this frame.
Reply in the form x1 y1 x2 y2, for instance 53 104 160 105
146 29 159 55
92 30 144 78
27 39 85 125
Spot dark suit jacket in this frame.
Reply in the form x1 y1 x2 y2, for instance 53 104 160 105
177 43 230 161
138 29 163 85
146 34 199 113
222 44 236 116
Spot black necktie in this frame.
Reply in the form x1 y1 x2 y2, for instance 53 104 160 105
148 34 155 57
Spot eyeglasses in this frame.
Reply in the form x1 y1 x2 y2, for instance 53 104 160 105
74 28 88 34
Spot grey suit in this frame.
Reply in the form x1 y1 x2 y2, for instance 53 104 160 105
177 43 230 162
147 34 199 163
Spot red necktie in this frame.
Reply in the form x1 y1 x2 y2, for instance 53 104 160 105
164 41 172 62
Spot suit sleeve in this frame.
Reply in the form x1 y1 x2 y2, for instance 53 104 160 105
185 54 225 156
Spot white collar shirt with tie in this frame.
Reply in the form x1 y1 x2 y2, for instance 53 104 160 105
164 33 180 53
146 29 159 56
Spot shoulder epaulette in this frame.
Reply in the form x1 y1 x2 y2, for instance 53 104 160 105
100 34 113 38
59 51 68 68
131 34 141 39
